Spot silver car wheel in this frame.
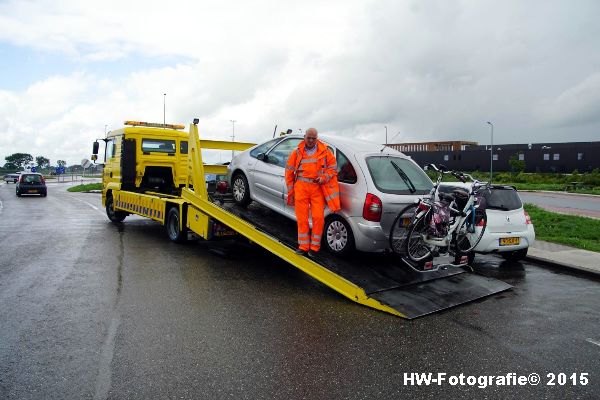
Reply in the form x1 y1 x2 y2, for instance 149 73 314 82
232 177 246 202
326 220 348 251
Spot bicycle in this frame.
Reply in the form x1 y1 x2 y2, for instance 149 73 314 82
389 164 490 263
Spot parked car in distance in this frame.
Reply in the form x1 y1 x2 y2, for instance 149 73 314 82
4 173 20 183
16 173 47 197
227 133 434 254
439 182 535 261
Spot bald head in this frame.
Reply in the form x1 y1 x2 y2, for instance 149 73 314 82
304 127 318 149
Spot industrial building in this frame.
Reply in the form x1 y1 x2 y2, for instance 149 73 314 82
388 141 600 173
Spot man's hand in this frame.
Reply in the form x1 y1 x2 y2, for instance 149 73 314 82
313 176 324 184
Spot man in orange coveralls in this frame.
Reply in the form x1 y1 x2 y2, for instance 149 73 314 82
285 128 341 257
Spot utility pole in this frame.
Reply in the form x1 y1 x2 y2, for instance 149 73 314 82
230 120 236 159
385 125 388 146
487 121 494 182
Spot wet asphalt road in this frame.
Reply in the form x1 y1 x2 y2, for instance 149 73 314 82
519 191 600 218
1 182 599 399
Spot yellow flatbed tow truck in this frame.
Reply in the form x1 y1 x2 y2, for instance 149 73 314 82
92 119 510 319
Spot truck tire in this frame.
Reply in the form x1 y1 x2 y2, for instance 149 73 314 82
232 172 251 207
106 195 127 223
166 206 187 243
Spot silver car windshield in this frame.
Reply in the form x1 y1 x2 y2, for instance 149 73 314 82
366 156 433 195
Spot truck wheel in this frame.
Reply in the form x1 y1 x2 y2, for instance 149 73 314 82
166 206 187 243
323 215 355 255
232 172 251 207
106 195 126 223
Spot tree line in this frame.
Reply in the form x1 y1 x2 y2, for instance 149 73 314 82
3 153 67 171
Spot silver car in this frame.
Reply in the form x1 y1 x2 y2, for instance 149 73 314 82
227 134 433 254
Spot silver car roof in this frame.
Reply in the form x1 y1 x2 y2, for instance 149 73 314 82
282 133 408 158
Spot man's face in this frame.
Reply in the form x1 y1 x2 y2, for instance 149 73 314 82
304 130 318 149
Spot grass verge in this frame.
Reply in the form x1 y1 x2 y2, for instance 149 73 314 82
524 204 600 252
67 183 103 192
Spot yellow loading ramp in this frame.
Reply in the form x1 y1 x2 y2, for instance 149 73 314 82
184 122 512 319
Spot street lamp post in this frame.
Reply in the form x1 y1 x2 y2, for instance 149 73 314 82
487 121 494 182
163 93 166 126
230 120 236 159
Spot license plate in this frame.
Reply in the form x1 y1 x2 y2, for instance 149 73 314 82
28 190 38 193
499 237 520 246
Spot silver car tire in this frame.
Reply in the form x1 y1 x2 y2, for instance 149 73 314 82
232 173 251 206
324 216 355 255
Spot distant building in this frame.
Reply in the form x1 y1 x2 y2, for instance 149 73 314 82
389 140 478 153
387 140 600 173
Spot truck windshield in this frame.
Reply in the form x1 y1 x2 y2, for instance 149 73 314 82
142 139 176 154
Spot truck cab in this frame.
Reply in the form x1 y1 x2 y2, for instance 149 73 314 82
93 120 189 212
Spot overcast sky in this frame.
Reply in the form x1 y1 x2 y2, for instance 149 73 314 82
1 0 599 166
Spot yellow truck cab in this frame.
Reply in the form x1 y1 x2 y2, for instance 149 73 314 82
101 120 189 193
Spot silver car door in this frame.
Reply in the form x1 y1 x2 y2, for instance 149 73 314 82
254 138 302 211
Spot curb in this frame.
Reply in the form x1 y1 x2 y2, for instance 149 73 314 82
525 255 600 279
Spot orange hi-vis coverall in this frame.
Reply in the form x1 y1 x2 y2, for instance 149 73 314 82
285 140 341 252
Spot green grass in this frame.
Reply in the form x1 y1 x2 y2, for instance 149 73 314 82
524 204 600 252
67 183 103 192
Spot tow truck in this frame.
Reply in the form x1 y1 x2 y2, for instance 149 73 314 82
92 119 511 319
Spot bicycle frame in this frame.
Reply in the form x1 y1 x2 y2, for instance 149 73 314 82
411 165 488 251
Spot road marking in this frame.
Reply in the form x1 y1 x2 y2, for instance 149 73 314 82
68 194 106 217
0 199 3 214
586 338 600 347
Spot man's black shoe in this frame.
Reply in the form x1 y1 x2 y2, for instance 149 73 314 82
295 248 307 255
307 250 318 258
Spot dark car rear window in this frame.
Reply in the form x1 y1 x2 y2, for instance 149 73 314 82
22 174 43 183
484 187 522 211
365 156 433 195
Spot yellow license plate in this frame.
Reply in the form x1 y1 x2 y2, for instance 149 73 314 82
28 190 38 193
499 237 520 246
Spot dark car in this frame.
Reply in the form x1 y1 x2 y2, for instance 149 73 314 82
16 173 47 197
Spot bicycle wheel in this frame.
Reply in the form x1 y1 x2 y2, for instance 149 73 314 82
454 208 487 254
404 213 433 262
389 203 419 255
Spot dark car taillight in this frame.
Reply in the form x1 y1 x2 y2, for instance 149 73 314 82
524 211 532 224
216 180 228 194
362 193 382 222
41 176 46 184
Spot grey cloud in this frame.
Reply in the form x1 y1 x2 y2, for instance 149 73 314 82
280 0 600 144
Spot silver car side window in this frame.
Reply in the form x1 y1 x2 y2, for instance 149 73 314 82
336 150 357 184
249 138 281 159
265 138 302 167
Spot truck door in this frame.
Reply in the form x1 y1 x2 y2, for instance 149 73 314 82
121 138 137 190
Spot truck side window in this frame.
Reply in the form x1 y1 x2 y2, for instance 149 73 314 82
337 150 357 184
180 141 188 154
107 139 116 159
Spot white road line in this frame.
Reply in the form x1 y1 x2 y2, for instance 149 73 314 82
68 194 106 217
0 199 3 214
586 338 600 347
